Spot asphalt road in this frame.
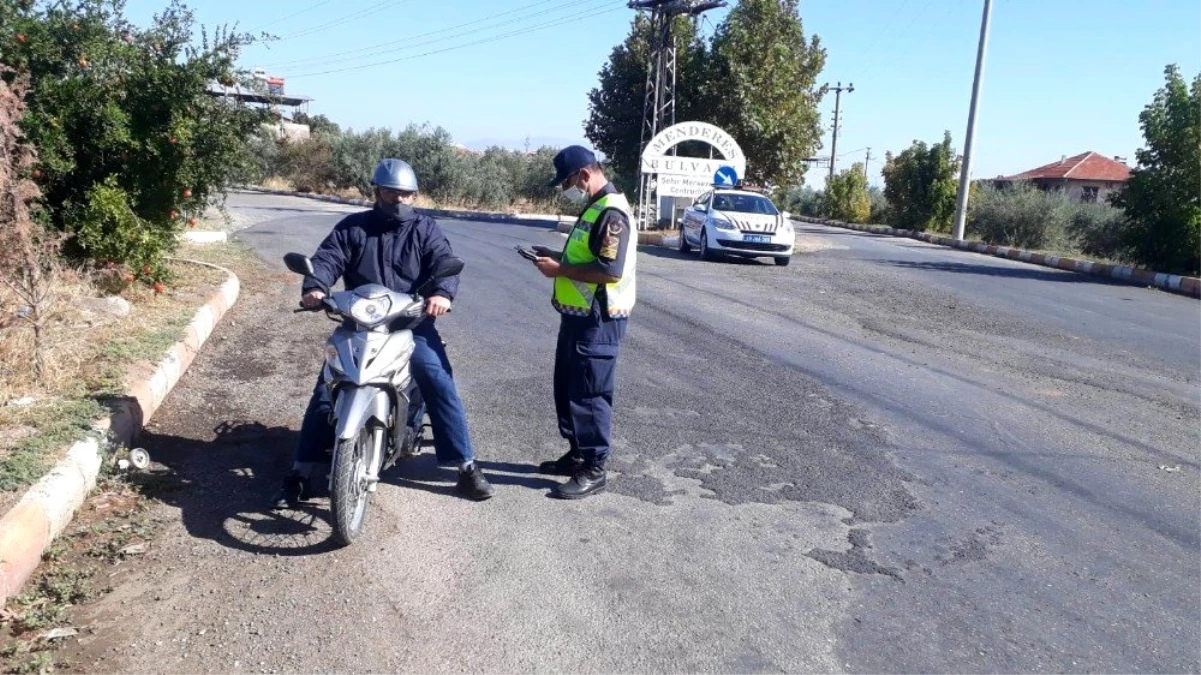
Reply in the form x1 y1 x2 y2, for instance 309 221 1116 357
65 192 1200 674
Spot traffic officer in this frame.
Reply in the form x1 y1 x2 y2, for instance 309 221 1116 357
527 146 636 499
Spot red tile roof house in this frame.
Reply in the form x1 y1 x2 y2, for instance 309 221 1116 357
994 151 1132 204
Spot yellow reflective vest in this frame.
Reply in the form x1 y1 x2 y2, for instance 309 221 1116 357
553 191 637 318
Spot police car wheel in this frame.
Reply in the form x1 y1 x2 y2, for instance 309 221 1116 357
678 228 691 253
700 230 718 262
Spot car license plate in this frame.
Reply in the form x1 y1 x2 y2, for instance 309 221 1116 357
745 234 770 243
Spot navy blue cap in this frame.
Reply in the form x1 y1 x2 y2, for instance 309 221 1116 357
547 145 598 187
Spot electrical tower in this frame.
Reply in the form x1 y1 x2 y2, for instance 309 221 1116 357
629 0 726 229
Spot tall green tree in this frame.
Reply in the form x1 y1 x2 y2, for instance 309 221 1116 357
824 162 870 223
584 13 705 188
882 132 960 232
704 0 825 186
585 1 825 190
293 111 340 137
1110 65 1201 276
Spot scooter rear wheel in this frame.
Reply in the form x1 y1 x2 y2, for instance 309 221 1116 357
331 427 373 546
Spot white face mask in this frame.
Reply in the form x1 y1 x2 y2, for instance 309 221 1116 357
563 185 586 204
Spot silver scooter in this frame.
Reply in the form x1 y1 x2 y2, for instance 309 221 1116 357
283 252 464 546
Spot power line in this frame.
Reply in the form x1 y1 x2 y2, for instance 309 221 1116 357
246 0 338 33
865 0 967 82
274 0 409 41
287 5 625 78
855 0 938 82
854 0 912 64
266 0 613 72
262 0 574 69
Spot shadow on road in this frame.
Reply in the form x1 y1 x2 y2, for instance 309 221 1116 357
134 421 341 557
638 246 774 265
134 421 558 557
383 455 558 498
879 258 1128 286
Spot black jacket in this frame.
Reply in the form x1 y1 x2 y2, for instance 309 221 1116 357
302 206 460 307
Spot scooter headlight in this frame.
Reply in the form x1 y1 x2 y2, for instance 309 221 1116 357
324 345 342 372
349 296 391 326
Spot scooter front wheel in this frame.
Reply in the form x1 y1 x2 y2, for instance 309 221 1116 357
330 426 373 546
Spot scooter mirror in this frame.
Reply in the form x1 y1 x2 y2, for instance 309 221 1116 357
283 253 314 276
431 256 464 279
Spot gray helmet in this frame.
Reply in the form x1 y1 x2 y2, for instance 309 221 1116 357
371 158 418 192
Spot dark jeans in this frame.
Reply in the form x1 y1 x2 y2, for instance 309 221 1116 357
554 309 628 467
293 327 475 473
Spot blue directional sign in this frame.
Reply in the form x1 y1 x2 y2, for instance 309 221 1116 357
713 165 739 187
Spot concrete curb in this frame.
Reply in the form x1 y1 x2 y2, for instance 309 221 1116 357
234 185 576 229
0 259 240 605
794 216 1201 299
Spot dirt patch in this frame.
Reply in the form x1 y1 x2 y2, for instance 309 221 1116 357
0 243 275 673
0 472 163 675
793 235 848 254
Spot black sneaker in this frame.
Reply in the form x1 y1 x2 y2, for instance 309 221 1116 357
456 464 496 501
538 450 584 476
551 465 607 500
269 475 309 510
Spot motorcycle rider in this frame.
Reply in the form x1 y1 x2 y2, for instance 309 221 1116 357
271 158 495 507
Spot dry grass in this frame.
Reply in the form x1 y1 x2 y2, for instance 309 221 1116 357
0 261 223 402
259 176 294 192
0 267 104 401
0 254 233 499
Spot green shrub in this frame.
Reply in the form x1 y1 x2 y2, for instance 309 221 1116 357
967 183 1075 251
967 182 1131 259
882 132 960 233
781 185 823 217
824 163 870 223
1 0 268 281
868 186 890 224
252 122 570 213
1069 203 1130 262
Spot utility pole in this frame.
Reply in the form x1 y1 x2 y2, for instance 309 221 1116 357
826 82 854 181
952 0 993 241
863 147 872 179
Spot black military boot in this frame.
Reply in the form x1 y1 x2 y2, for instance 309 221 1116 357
551 464 607 500
538 449 584 476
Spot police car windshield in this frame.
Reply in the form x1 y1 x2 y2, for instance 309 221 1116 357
713 193 779 216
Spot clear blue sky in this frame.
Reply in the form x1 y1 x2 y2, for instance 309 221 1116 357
123 0 1201 187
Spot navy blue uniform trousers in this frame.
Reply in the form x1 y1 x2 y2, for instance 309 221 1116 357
555 307 627 467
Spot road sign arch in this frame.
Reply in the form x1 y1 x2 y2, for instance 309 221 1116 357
640 121 747 180
636 121 747 227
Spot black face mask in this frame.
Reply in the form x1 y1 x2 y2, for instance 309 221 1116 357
378 201 415 221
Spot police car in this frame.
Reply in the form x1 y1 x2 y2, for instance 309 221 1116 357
677 185 795 266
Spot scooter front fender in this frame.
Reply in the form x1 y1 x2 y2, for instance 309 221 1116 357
333 386 391 441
